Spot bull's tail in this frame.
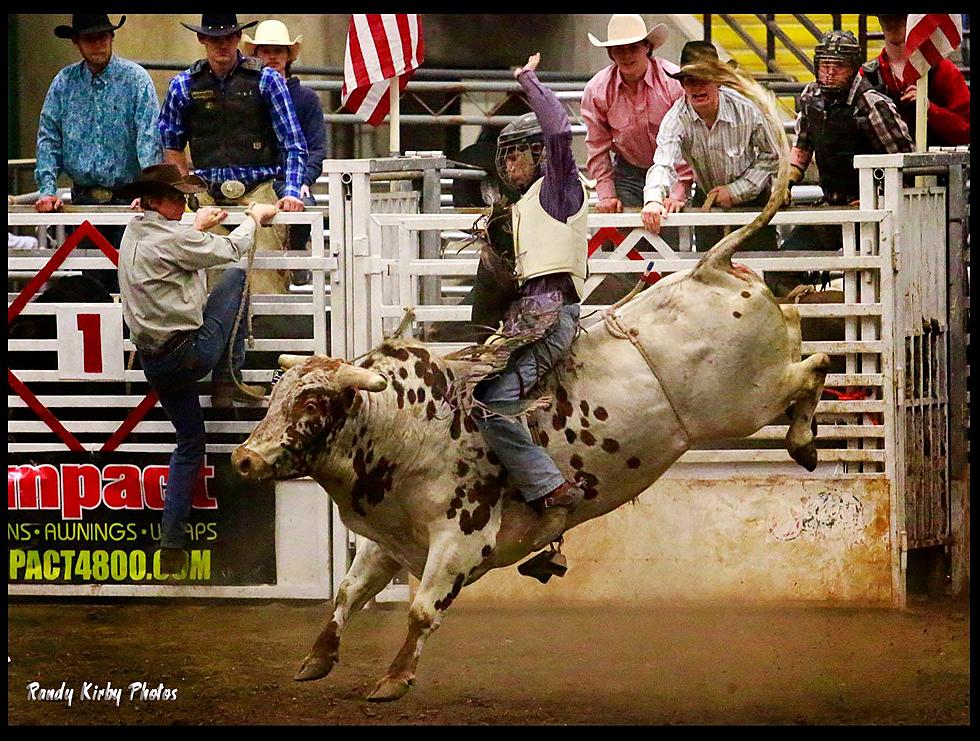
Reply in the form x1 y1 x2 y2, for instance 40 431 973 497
689 60 791 281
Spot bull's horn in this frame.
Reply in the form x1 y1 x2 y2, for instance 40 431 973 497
336 365 388 392
278 354 311 369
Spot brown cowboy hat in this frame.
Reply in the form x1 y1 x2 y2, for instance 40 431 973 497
666 40 736 80
54 14 126 39
180 13 258 37
116 165 208 201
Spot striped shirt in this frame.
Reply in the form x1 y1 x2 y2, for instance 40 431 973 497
794 73 914 157
34 55 162 195
158 52 307 199
643 86 778 206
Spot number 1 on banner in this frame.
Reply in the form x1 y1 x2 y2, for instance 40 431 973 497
55 304 125 381
76 314 104 373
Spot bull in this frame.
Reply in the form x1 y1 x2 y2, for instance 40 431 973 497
232 61 832 702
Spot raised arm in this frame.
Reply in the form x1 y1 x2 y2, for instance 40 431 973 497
513 53 583 222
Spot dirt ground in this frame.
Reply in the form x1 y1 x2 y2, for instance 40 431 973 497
7 596 970 726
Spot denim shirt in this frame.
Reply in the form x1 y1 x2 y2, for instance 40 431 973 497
35 55 163 195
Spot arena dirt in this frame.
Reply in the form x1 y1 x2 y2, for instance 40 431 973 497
7 597 969 725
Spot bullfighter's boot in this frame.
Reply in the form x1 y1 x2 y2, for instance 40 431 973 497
531 481 584 550
158 547 187 576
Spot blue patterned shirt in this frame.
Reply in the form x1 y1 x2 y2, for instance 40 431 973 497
158 53 307 199
34 55 163 195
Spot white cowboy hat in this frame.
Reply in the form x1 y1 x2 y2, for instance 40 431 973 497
242 19 303 61
588 14 668 49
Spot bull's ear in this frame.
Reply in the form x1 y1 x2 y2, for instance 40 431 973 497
335 364 388 392
278 354 310 369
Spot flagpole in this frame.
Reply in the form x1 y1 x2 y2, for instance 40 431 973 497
914 76 928 152
389 77 400 156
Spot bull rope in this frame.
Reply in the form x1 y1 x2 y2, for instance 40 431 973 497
600 291 693 446
225 212 265 400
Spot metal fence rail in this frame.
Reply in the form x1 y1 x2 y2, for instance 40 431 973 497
7 210 336 455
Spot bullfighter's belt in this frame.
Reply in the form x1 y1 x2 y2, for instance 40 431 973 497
137 330 194 360
203 179 253 204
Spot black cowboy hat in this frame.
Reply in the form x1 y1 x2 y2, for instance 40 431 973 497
115 164 208 201
666 40 736 80
54 14 126 39
180 14 258 37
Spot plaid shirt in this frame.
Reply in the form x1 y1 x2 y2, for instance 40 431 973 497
794 73 914 158
158 53 307 199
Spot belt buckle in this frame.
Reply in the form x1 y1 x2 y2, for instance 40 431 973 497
220 180 246 200
89 187 114 204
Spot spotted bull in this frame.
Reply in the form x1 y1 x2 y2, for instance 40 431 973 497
232 62 831 702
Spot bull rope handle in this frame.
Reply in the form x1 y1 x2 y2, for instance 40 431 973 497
700 190 718 212
226 209 265 400
699 190 732 238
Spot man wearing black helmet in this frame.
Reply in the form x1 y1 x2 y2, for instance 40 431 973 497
470 53 587 550
775 30 913 295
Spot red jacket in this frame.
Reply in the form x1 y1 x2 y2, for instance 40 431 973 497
861 53 970 146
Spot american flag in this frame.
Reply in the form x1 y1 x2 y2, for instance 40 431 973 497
905 14 963 79
341 14 425 126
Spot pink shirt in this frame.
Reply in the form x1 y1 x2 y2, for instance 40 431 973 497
581 57 695 202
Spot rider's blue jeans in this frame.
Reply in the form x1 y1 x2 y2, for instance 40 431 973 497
473 303 580 503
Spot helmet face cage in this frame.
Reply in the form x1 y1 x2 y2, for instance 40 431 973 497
495 138 546 192
814 31 861 94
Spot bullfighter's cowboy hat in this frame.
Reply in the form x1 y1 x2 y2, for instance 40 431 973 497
54 14 126 39
242 19 304 61
115 165 208 201
180 13 258 37
587 14 668 50
666 40 736 80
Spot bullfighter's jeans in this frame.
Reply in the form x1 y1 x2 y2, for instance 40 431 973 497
612 157 647 208
473 303 580 503
139 268 250 549
612 156 677 251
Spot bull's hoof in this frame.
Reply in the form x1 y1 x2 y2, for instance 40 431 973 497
366 675 414 702
791 443 818 472
294 652 337 682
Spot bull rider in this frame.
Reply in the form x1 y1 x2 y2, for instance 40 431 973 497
468 53 589 549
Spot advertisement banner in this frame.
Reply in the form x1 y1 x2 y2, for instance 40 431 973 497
7 452 276 587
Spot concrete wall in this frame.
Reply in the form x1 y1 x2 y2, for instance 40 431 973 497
455 476 894 605
11 14 700 160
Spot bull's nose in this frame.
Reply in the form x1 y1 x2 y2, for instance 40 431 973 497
232 446 271 480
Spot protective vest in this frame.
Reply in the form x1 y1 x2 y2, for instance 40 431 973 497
186 57 279 170
512 177 588 300
801 83 879 205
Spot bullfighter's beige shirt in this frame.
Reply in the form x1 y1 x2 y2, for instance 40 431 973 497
118 210 256 351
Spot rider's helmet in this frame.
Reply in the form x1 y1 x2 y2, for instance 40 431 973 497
495 112 546 193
